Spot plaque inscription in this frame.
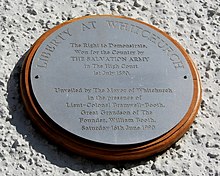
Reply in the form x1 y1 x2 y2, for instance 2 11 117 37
21 15 201 160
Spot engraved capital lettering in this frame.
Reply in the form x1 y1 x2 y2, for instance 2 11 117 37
50 39 61 46
82 21 96 31
149 34 158 44
142 30 150 38
119 21 129 31
45 44 56 52
36 59 48 68
130 24 143 34
170 53 184 69
106 20 118 28
157 39 167 48
173 61 184 69
63 28 72 36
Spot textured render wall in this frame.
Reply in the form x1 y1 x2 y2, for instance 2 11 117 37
0 0 219 175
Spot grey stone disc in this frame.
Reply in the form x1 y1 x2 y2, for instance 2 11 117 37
30 16 193 145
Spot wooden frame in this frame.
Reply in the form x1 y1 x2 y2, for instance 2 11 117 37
20 15 202 161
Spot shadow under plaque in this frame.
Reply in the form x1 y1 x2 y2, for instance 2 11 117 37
20 15 201 161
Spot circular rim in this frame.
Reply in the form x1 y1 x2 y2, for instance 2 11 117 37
20 15 202 161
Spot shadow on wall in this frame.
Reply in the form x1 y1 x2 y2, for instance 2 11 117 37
6 51 150 172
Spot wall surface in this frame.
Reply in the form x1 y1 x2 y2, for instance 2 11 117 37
0 0 219 175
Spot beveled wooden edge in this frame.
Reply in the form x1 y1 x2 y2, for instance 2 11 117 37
20 15 202 161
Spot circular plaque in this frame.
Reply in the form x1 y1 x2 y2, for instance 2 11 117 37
20 15 201 160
